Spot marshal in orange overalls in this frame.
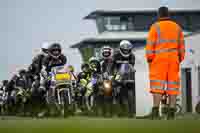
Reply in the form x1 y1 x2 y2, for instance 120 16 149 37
145 18 185 95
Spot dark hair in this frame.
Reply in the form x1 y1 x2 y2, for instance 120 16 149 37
158 6 170 18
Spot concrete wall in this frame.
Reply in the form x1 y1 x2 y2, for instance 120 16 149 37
181 33 200 113
134 48 152 116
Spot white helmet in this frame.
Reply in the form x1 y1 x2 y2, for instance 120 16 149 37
41 42 49 54
101 46 113 59
119 40 132 57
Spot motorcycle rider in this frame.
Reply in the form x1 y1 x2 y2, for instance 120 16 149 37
41 43 67 116
112 40 136 118
100 46 114 79
41 43 67 73
100 46 115 116
8 69 31 114
28 43 50 117
0 80 8 115
15 69 31 91
28 42 50 92
88 57 102 114
76 63 92 112
6 74 19 115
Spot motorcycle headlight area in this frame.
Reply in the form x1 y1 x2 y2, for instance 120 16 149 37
103 81 112 89
55 73 71 80
55 80 72 88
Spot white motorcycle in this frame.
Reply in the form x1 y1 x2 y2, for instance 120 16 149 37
48 65 76 117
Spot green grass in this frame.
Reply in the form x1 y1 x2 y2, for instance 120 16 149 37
0 117 200 133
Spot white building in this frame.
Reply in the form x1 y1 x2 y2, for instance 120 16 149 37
181 32 200 113
71 9 200 116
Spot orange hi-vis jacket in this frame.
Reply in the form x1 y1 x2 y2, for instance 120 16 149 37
145 18 185 95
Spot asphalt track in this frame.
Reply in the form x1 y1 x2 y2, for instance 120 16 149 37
0 116 200 133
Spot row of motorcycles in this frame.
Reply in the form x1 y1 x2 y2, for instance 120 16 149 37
0 61 136 118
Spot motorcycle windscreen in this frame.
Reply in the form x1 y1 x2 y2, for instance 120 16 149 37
119 64 135 81
91 77 97 85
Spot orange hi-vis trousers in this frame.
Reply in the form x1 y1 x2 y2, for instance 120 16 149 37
146 19 185 95
149 57 180 95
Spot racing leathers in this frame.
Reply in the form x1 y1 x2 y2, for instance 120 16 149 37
101 58 114 80
112 50 136 117
41 54 67 104
28 53 46 94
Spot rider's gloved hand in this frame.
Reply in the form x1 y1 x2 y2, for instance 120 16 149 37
103 72 109 79
115 74 121 81
41 66 48 78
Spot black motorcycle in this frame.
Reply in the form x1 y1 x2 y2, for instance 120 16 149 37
114 62 136 117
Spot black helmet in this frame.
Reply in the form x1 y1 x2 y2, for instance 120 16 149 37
89 57 101 72
79 72 87 79
19 69 26 76
49 43 62 58
2 80 8 86
81 63 90 73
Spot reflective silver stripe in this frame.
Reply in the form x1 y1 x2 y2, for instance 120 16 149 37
150 85 164 90
116 60 129 64
146 48 178 55
124 80 135 83
154 48 178 54
154 23 180 44
147 40 156 45
159 39 178 44
167 81 180 85
146 50 154 54
150 80 165 84
167 88 179 91
178 30 180 45
154 23 161 44
178 27 182 46
180 39 185 45
179 49 185 53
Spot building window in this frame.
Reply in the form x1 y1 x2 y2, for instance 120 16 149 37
103 16 134 31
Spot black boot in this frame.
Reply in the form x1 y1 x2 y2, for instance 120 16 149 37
161 106 168 115
151 106 160 120
167 107 176 120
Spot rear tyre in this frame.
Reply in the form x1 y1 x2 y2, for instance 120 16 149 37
61 89 70 118
195 102 200 114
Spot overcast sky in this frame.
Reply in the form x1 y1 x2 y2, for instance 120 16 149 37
0 0 200 80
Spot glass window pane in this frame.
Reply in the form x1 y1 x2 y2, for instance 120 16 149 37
110 17 120 25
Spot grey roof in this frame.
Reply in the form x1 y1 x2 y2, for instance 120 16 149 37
84 9 200 19
71 31 190 48
71 31 147 48
185 30 200 38
84 31 148 40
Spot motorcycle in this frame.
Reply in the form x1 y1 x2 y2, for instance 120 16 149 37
14 86 30 115
114 62 136 117
0 89 7 115
99 73 113 117
48 65 76 117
